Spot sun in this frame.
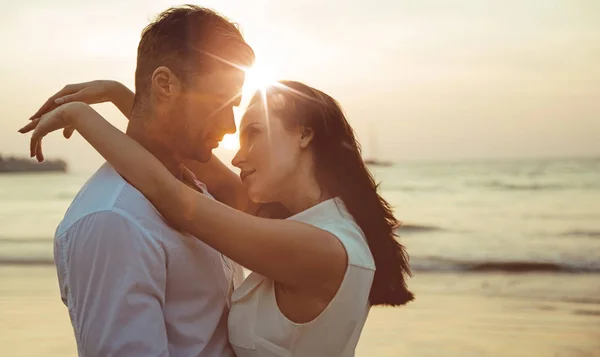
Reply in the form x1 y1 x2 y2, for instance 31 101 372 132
218 61 278 151
242 62 277 100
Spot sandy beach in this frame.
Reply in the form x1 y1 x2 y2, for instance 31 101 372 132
1 267 598 357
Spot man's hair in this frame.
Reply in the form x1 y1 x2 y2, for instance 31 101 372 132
133 5 255 107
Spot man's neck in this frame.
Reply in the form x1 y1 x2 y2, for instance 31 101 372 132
126 119 183 180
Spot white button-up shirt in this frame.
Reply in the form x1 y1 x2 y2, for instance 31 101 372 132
54 163 243 357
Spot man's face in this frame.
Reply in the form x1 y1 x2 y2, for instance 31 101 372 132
162 69 245 163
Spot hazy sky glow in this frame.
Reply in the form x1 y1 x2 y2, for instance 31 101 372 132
1 0 599 171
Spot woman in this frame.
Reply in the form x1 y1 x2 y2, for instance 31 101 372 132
21 80 413 356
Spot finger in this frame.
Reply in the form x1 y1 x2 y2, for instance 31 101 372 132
18 120 39 134
29 97 60 122
63 127 75 139
30 136 37 158
30 120 43 158
28 85 79 121
55 93 83 105
36 140 44 162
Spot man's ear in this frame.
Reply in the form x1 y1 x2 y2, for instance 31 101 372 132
151 66 181 101
299 126 315 149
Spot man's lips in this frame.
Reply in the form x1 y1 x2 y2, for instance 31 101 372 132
240 170 256 182
209 136 224 148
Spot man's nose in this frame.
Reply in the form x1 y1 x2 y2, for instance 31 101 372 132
223 109 236 135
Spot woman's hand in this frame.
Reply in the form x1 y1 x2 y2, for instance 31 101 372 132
19 103 80 162
28 80 134 139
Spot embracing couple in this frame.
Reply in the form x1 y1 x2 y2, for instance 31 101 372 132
19 5 413 357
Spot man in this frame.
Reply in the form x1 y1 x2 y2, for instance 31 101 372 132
32 5 254 356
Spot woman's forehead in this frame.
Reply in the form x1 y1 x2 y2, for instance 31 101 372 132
240 101 289 133
240 103 266 132
241 103 263 122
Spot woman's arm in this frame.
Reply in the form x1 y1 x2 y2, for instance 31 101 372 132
29 80 135 121
183 158 259 213
24 102 347 296
28 80 256 213
103 81 135 118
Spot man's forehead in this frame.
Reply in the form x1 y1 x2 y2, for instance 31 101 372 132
195 69 245 96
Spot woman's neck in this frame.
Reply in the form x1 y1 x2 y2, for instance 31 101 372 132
279 167 331 215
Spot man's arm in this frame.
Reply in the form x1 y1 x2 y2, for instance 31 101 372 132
62 210 169 357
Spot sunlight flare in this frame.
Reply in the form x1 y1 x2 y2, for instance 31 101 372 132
194 50 283 152
220 133 240 150
242 63 277 100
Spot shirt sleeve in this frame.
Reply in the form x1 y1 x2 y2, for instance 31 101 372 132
59 210 169 357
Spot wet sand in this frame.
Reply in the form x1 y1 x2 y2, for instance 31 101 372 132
357 273 600 357
1 267 599 356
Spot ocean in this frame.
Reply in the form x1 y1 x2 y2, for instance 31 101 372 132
2 157 600 356
1 157 599 273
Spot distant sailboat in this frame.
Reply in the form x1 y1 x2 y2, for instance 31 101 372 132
363 157 393 167
363 125 393 167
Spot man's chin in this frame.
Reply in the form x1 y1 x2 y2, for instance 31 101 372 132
193 150 213 163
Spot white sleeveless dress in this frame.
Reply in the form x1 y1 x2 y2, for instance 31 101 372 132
228 197 376 357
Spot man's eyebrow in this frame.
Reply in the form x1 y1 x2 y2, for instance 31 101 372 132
213 90 242 104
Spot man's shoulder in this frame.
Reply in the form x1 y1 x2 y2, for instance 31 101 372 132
56 163 161 237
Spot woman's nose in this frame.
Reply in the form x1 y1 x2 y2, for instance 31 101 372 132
232 148 244 168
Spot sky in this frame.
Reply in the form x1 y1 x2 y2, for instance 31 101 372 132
1 0 599 171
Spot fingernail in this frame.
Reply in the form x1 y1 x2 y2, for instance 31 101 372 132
55 98 64 104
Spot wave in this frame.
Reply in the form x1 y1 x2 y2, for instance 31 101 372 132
479 180 600 192
56 192 77 199
2 254 598 275
572 309 600 316
411 257 600 274
382 185 451 193
396 224 443 234
561 230 600 239
0 257 54 266
382 181 600 193
481 181 567 191
3 256 599 275
0 237 52 243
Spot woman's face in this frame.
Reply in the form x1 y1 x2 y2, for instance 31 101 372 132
231 102 304 203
